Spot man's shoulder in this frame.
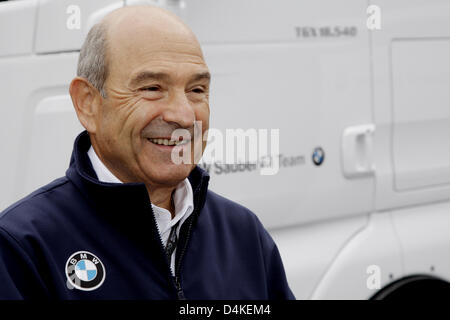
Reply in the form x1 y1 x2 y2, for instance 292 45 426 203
201 190 279 260
0 176 72 231
205 189 254 214
203 189 263 229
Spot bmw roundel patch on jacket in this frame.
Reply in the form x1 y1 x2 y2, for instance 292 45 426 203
66 251 106 291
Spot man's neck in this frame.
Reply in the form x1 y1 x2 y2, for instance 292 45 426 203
147 186 176 218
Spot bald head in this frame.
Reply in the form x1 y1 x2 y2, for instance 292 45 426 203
77 5 204 98
104 6 198 44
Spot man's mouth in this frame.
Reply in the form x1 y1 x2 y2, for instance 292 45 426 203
147 138 190 146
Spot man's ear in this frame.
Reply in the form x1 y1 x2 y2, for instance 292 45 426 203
69 77 103 133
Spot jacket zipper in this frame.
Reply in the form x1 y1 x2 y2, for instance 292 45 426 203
173 178 206 299
148 204 183 299
149 175 207 300
172 211 195 300
174 275 185 300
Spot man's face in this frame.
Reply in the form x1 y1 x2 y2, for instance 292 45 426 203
91 20 210 187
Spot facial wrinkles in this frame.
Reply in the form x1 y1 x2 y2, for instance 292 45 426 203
125 39 205 71
136 53 205 67
104 86 141 139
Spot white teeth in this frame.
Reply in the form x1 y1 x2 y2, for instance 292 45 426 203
148 138 186 146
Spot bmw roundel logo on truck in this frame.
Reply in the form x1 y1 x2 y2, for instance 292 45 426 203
312 147 325 166
66 251 105 291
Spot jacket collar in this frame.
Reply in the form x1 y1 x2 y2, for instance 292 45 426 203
65 130 210 216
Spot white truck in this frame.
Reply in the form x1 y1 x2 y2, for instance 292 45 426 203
1 0 450 299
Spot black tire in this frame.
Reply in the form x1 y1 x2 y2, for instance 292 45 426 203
370 275 450 300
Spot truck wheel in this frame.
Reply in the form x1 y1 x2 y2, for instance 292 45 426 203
370 275 450 300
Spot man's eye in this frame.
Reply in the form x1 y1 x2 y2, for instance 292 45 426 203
143 86 160 91
192 88 205 94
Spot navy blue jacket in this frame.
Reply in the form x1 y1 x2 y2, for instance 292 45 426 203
0 131 295 300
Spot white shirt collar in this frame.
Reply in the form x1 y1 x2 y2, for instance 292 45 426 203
87 146 122 184
87 146 194 234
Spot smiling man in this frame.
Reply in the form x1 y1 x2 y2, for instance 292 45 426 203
0 6 294 299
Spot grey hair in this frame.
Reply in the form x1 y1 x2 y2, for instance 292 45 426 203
77 22 109 98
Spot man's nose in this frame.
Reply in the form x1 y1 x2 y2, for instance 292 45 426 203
161 90 196 129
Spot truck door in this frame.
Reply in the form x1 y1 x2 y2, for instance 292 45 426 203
371 0 450 287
